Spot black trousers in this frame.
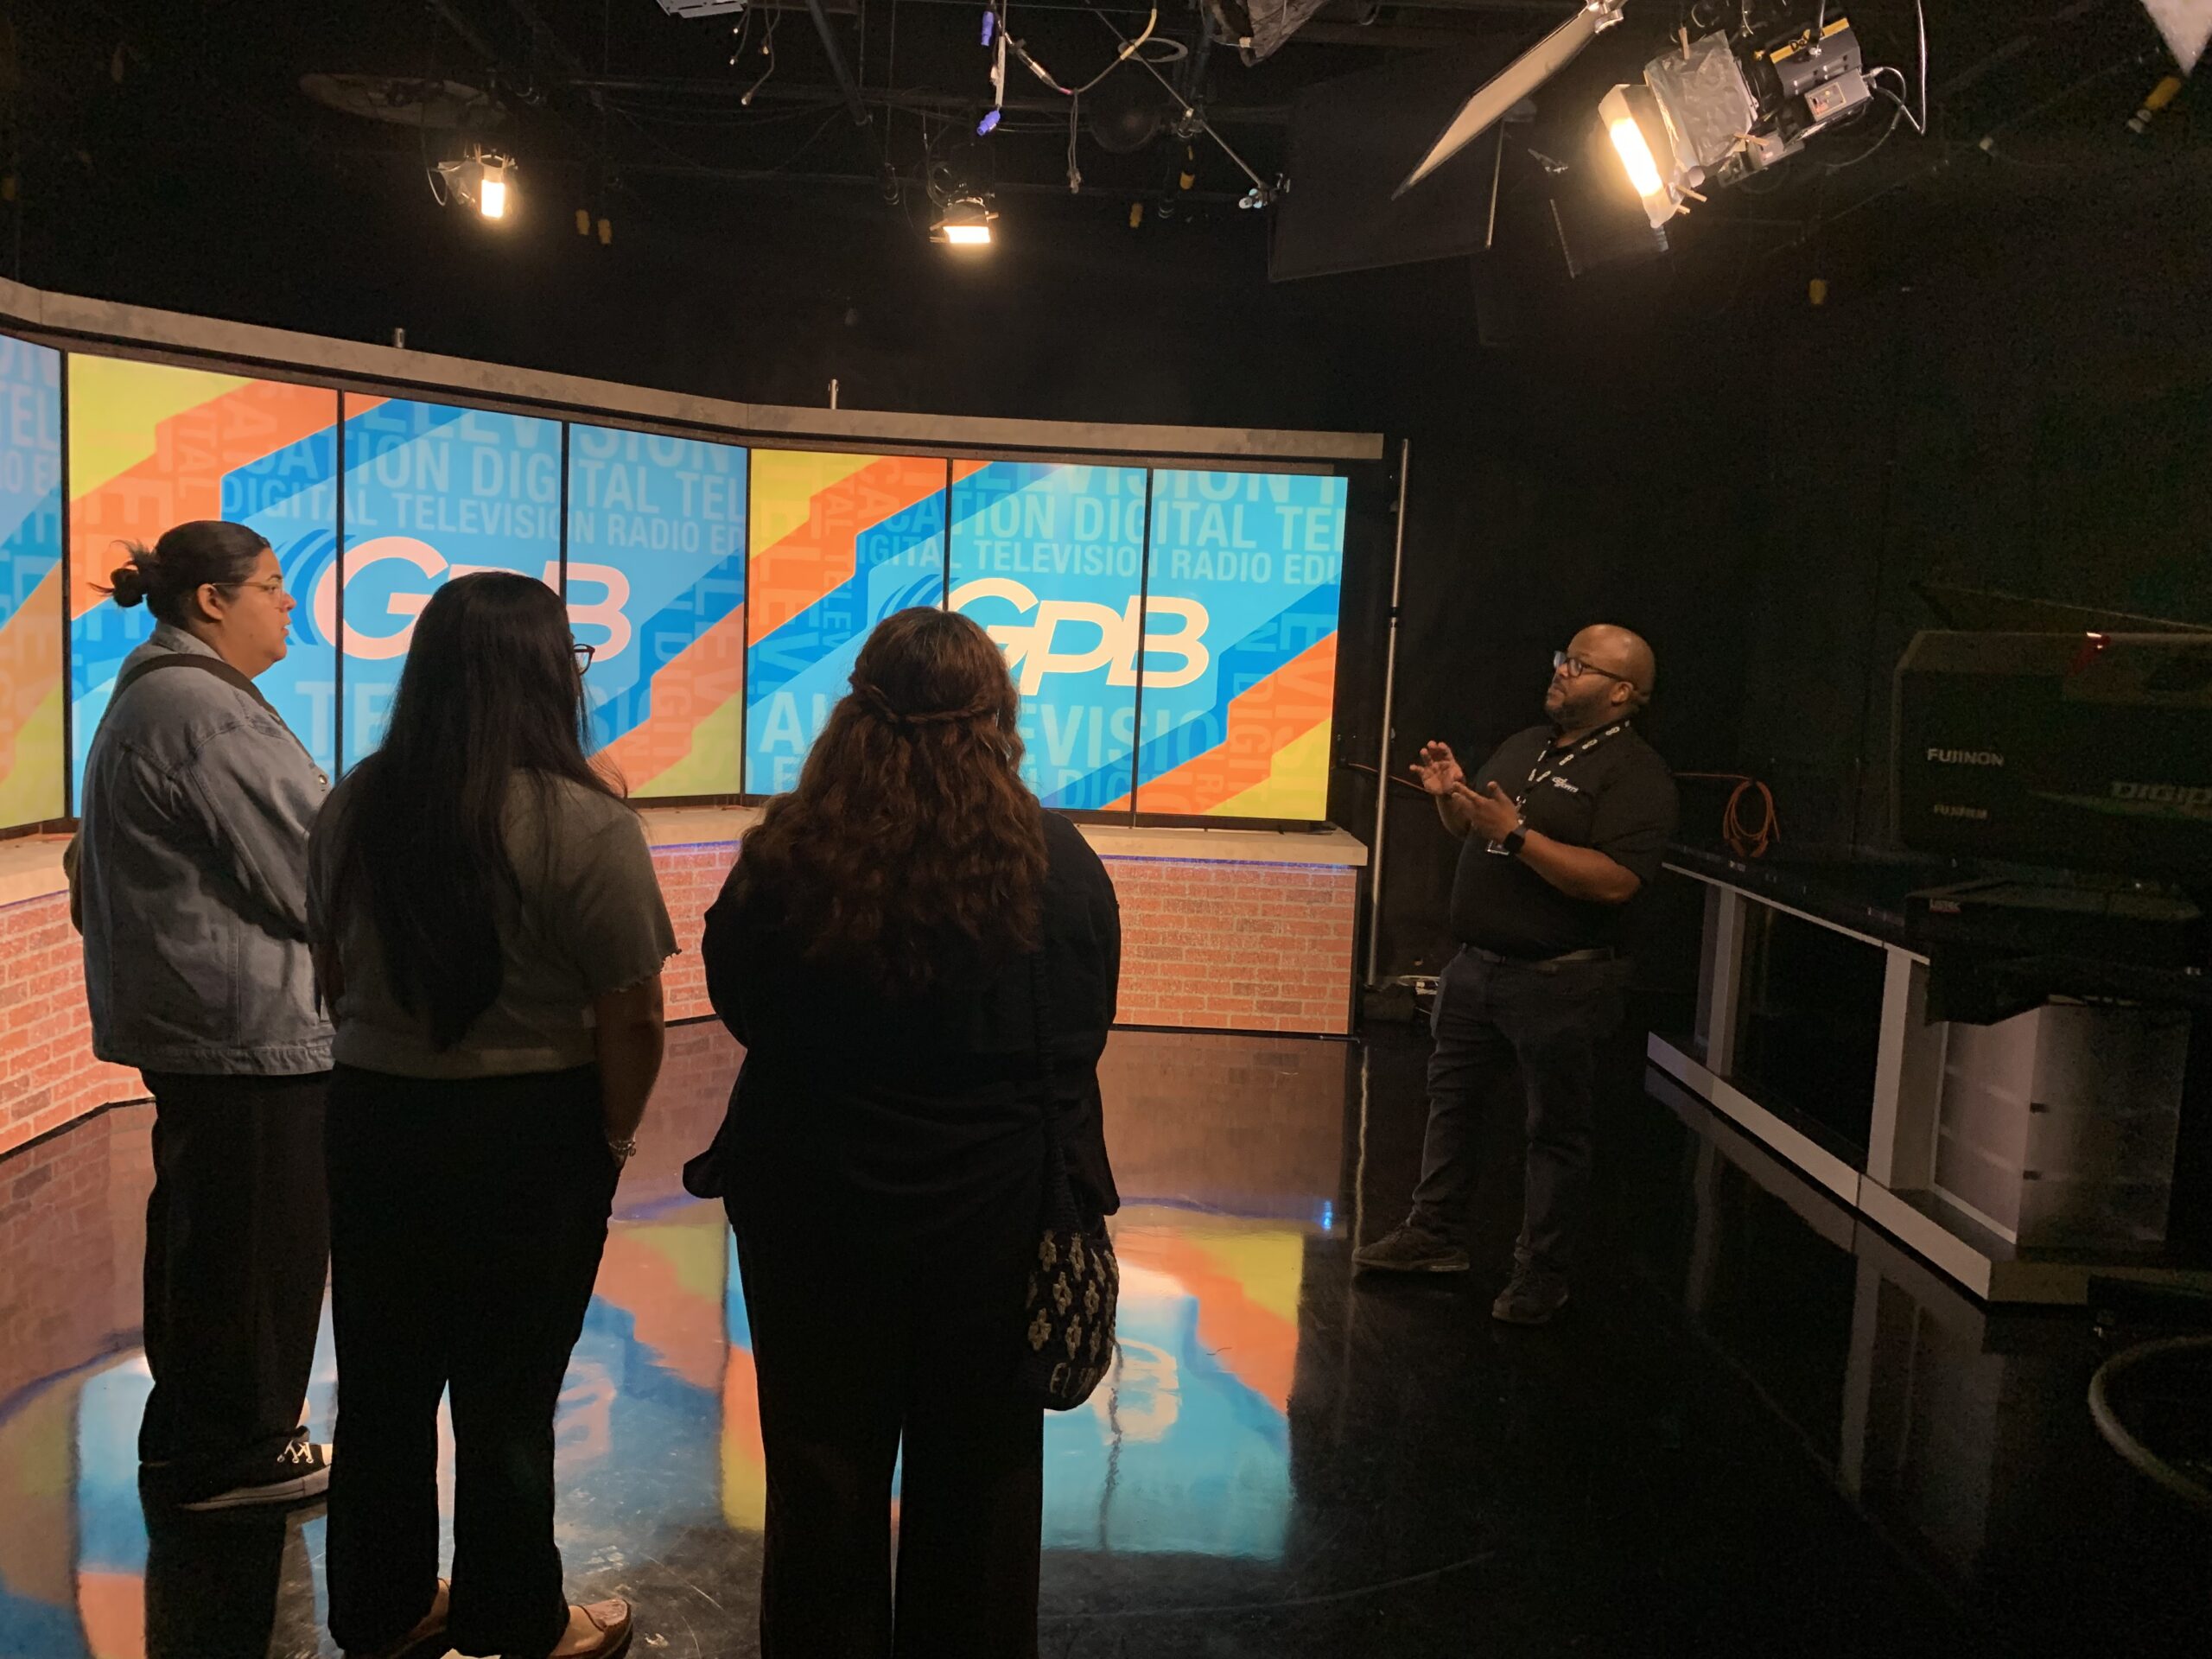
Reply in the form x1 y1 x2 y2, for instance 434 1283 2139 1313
325 1064 615 1659
1408 947 1629 1274
138 1070 331 1487
730 1156 1046 1659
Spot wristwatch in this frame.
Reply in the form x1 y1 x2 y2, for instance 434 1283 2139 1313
1498 823 1529 858
607 1135 639 1167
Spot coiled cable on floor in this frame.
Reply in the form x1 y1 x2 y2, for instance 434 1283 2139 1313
2087 1335 2212 1516
1675 773 1780 860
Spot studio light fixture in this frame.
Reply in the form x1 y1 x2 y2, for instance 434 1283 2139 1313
1601 14 1877 228
932 194 997 246
1599 84 1672 228
1402 3 1912 236
477 154 512 219
431 143 519 222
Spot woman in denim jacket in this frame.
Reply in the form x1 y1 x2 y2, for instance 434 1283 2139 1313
74 519 334 1513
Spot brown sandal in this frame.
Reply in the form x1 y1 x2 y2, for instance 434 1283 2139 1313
546 1598 632 1659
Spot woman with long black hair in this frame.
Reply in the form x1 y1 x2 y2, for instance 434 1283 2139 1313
309 572 672 1659
687 607 1122 1658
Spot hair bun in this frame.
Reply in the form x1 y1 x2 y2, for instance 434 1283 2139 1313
107 560 149 608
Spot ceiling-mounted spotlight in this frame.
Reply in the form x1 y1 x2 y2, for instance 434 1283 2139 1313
433 143 518 222
1599 84 1675 229
932 194 997 247
477 153 512 219
1403 3 1904 210
1597 16 1874 231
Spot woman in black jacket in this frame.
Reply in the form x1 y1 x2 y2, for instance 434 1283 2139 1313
687 607 1120 1659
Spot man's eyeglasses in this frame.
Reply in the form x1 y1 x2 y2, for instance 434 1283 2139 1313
1554 650 1634 689
572 642 596 674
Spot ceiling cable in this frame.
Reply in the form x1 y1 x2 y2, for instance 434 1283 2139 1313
996 4 1157 99
1085 9 1272 201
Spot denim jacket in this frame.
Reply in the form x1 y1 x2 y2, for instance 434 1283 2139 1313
76 624 334 1076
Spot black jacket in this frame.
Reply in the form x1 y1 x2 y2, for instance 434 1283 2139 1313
684 811 1121 1235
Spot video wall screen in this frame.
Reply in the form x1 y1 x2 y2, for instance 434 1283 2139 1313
67 359 343 794
338 397 563 769
744 450 948 796
3 341 1352 834
1132 469 1345 820
567 423 748 798
0 335 61 827
948 460 1148 811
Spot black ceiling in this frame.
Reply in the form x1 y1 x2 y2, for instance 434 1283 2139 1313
5 1 2201 286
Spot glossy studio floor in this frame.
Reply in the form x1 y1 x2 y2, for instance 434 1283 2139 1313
1 1019 2203 1659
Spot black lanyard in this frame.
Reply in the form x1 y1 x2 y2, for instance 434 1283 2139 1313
1516 721 1625 807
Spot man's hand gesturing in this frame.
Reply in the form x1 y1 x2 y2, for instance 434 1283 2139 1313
1410 741 1465 798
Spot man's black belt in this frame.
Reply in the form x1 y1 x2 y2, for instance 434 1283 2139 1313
1468 945 1616 968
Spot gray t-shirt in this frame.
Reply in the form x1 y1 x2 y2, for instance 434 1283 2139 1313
308 770 677 1078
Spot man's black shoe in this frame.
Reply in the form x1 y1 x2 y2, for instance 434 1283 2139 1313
1351 1225 1471 1275
1491 1267 1570 1325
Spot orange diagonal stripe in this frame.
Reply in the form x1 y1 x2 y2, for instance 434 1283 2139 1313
599 602 747 791
746 454 944 645
1121 632 1338 814
69 380 339 617
0 569 62 792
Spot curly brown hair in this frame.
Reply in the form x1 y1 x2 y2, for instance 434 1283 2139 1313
732 607 1048 995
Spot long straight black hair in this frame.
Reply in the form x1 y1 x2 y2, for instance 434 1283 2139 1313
327 571 620 1049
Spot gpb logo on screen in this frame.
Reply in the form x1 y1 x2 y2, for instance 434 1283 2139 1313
312 537 634 658
950 578 1208 694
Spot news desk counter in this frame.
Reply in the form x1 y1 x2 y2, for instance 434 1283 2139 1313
1643 846 2211 1305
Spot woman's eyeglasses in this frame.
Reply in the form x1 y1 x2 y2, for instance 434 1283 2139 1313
572 643 596 674
220 576 289 598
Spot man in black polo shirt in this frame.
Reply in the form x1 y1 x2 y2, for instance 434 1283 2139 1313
1354 624 1677 1324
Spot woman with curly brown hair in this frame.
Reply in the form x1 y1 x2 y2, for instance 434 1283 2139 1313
685 607 1121 1659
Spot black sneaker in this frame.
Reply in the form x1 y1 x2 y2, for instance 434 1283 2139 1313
1351 1225 1470 1275
177 1433 331 1512
1491 1267 1570 1325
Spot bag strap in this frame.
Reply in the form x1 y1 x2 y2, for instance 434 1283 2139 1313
1029 951 1082 1233
106 651 315 771
111 652 281 720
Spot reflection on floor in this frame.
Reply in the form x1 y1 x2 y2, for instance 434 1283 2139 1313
0 1022 2202 1657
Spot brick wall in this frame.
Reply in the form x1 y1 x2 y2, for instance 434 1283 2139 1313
0 893 149 1160
0 842 1355 1154
1108 857 1358 1035
645 844 1358 1037
649 843 740 1024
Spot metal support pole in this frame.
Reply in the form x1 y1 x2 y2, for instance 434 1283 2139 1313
805 0 874 129
1363 438 1412 989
